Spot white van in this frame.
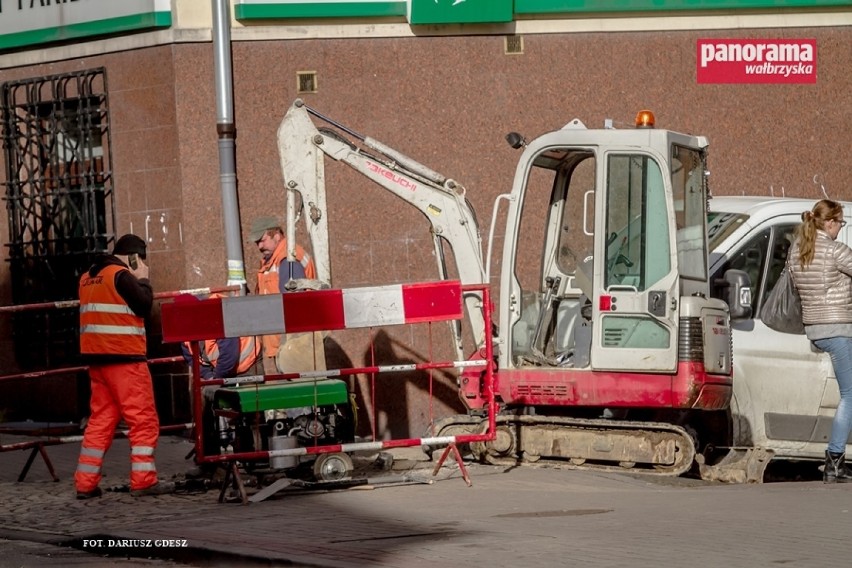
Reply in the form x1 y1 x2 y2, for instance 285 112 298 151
708 196 852 462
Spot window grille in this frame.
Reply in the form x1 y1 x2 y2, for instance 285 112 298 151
1 68 115 368
505 35 524 55
297 71 317 94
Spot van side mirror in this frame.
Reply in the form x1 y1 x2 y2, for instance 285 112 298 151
716 269 753 320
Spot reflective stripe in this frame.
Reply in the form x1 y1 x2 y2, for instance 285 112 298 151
237 336 260 373
204 341 219 365
76 463 101 474
80 303 135 315
80 446 105 459
82 324 146 335
131 462 157 471
131 446 155 456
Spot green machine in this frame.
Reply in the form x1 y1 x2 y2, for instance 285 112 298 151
213 378 356 478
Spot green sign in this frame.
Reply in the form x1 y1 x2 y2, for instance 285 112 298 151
233 0 849 22
0 0 171 52
407 0 513 24
514 0 852 14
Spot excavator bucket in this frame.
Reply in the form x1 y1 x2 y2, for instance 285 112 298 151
697 446 775 484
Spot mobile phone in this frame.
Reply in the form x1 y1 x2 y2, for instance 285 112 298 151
129 253 139 270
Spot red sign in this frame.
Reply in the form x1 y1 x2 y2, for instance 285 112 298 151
697 39 816 84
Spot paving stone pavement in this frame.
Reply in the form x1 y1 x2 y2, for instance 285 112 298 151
1 432 852 567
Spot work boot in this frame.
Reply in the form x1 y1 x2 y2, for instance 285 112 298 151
130 481 176 497
76 486 103 500
823 451 852 483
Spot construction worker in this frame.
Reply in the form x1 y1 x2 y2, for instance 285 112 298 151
181 296 261 460
75 234 173 499
182 335 261 379
250 216 318 375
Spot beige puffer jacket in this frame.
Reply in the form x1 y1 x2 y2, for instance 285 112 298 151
788 230 852 325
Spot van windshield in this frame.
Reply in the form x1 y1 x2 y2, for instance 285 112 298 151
707 211 748 251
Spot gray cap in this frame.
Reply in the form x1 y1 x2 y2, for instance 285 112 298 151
249 216 280 242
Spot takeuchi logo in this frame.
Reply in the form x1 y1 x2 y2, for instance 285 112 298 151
700 41 815 67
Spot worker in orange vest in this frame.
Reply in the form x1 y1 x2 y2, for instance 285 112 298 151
250 216 317 375
183 336 261 378
75 234 173 499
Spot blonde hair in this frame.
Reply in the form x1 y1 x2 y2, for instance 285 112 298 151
796 199 843 269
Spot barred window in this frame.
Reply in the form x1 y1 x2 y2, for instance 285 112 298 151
1 68 115 367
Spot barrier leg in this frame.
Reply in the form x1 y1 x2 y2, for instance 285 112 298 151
18 443 59 482
432 443 472 487
218 462 248 505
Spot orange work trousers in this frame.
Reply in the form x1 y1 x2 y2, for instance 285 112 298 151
75 361 160 492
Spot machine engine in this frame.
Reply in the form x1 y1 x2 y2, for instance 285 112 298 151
213 378 355 472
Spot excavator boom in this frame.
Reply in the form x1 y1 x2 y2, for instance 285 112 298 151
277 100 487 356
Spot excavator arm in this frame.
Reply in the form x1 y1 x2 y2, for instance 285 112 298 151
277 99 488 357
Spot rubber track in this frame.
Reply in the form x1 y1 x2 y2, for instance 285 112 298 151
433 414 696 477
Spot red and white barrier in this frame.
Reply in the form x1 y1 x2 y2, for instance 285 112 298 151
162 280 464 341
161 280 497 491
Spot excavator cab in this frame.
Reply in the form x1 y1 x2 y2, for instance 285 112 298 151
500 118 723 380
459 114 737 474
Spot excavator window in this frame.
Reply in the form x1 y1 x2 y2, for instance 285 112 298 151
556 157 596 279
671 145 708 283
604 154 670 291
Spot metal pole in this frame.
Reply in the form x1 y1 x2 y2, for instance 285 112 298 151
212 0 247 292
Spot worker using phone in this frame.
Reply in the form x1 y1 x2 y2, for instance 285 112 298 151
75 234 172 498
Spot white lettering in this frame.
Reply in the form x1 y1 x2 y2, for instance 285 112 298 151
106 539 154 547
743 62 813 76
700 44 714 67
154 539 189 547
700 40 814 67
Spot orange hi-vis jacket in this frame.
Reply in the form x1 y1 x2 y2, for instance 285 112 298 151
187 336 261 376
256 238 316 357
79 264 146 356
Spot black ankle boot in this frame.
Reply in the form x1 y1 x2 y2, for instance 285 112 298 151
824 451 852 483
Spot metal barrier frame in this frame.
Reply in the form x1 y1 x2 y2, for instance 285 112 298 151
161 281 496 500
